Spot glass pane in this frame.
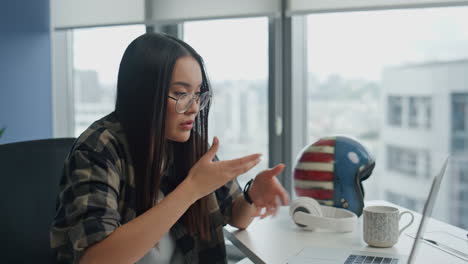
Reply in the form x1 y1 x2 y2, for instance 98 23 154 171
305 7 468 229
388 96 402 126
183 18 269 187
72 25 146 136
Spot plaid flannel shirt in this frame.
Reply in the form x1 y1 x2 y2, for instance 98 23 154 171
50 112 242 263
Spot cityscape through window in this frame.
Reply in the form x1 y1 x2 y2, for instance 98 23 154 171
305 7 468 228
183 18 269 187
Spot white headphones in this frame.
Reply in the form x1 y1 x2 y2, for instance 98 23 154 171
289 197 357 233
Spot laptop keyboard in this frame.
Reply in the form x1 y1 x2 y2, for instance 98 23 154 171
344 254 399 264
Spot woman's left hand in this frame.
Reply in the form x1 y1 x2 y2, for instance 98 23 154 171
248 164 290 219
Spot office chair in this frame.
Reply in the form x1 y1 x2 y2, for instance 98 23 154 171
0 138 75 264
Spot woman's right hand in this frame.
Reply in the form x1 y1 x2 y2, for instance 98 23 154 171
186 136 262 200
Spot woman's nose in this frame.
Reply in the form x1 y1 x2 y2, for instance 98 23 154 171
185 97 200 114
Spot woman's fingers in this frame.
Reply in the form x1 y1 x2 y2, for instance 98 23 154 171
224 154 262 175
256 163 285 179
254 206 263 217
261 206 276 219
254 197 283 220
255 204 279 219
226 153 262 168
203 136 220 161
278 188 290 206
233 158 261 175
259 208 267 219
272 206 279 217
268 164 285 178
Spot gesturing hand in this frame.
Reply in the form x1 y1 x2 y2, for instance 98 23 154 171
248 164 290 219
187 137 262 200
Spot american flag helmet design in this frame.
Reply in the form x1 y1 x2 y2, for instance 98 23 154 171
294 136 375 216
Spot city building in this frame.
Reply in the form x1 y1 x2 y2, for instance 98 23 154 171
380 59 468 228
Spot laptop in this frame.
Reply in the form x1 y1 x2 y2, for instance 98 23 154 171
287 157 449 264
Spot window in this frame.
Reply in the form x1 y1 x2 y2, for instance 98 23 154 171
460 207 468 229
409 96 431 129
409 97 417 127
385 190 421 212
72 25 146 136
304 6 468 228
452 94 467 132
183 18 269 187
424 98 432 129
458 189 468 228
52 1 468 231
452 93 468 153
460 190 468 202
462 169 468 185
387 145 430 177
388 96 403 127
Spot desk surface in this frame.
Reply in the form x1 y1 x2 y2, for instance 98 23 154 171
225 200 468 264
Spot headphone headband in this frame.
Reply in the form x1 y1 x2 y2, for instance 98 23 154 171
290 197 357 232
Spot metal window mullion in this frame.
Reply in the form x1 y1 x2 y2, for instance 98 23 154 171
268 16 285 188
282 17 309 195
289 16 308 197
268 2 297 194
281 16 294 195
52 30 75 138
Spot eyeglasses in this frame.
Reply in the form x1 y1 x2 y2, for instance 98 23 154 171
168 91 211 114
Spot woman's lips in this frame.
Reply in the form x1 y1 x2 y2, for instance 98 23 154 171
180 120 193 130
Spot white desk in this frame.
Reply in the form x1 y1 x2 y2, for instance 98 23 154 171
225 200 468 264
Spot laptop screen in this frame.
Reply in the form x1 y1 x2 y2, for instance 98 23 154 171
407 157 449 263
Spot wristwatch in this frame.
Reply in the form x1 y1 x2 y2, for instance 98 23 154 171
243 179 254 204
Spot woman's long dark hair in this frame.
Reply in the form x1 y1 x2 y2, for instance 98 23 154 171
115 33 212 239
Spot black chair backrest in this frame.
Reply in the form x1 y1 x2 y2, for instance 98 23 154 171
0 138 75 264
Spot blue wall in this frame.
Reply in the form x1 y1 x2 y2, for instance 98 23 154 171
0 0 52 144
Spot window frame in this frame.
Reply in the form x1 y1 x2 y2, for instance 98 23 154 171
51 0 468 196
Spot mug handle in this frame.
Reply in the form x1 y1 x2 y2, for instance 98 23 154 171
398 211 415 237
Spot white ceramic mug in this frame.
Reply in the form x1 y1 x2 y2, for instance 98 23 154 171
363 205 414 248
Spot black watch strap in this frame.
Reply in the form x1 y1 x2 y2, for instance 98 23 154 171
243 179 254 204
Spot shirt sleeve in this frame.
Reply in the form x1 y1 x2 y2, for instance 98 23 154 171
214 178 242 226
58 148 122 262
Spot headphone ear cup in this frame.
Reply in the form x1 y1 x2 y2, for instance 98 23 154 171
289 197 323 230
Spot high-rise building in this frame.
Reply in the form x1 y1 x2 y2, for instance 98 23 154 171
74 70 115 135
380 59 468 228
209 80 268 186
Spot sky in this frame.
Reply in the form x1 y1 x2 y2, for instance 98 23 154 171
73 6 468 85
73 25 145 86
183 17 268 82
307 6 468 81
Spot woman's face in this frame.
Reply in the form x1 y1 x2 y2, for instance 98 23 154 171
165 56 203 142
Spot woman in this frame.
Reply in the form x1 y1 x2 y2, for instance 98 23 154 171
50 33 289 264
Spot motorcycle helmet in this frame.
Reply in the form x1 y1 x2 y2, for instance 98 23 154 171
294 136 375 216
